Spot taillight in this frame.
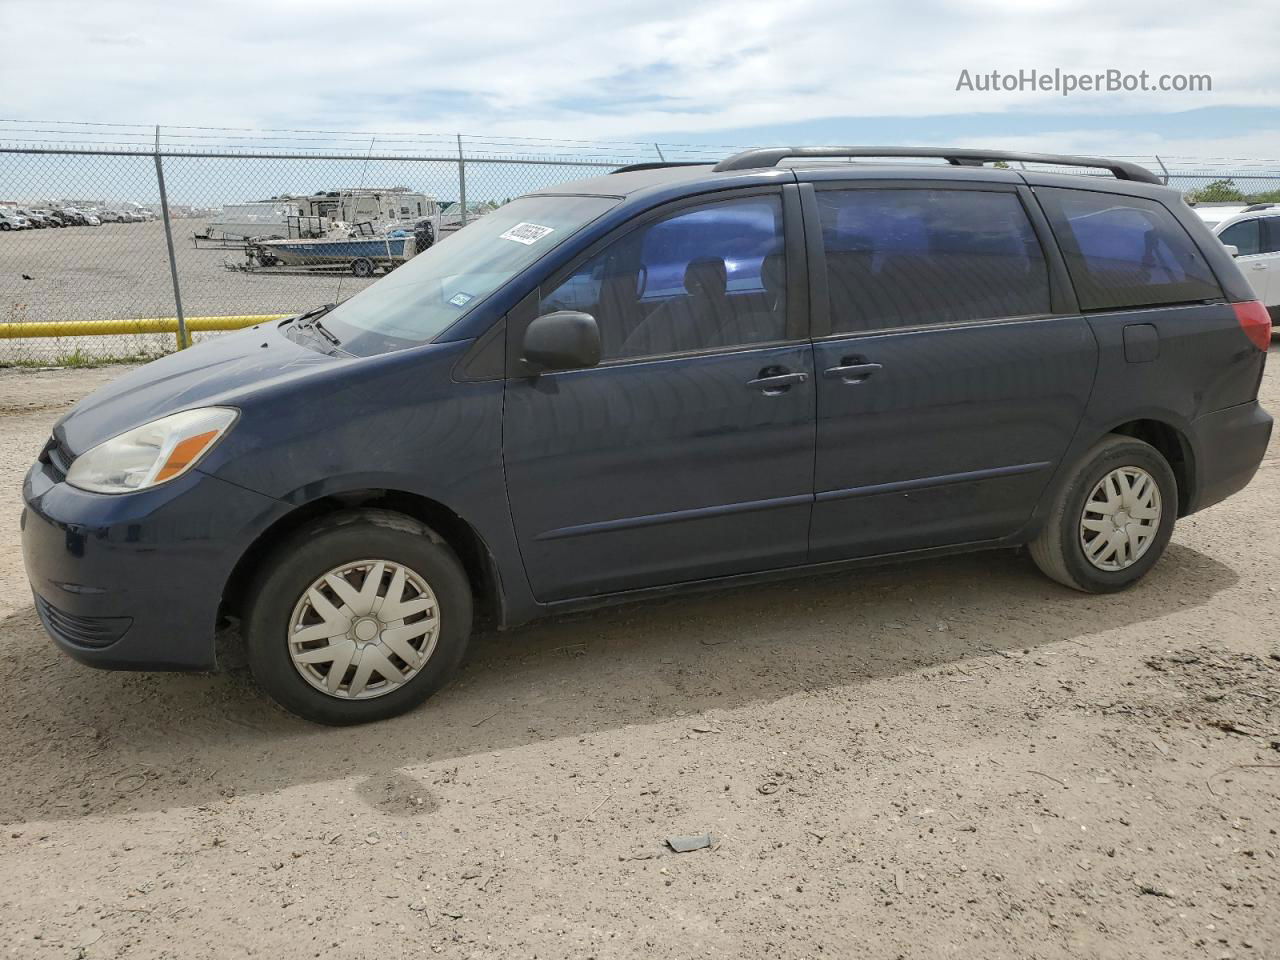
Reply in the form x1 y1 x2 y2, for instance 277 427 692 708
1233 300 1273 351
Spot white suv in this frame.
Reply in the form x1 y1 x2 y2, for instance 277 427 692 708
1195 203 1280 320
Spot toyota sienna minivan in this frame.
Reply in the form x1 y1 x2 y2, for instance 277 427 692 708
22 147 1273 724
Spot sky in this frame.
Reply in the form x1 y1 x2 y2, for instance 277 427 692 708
1 0 1278 190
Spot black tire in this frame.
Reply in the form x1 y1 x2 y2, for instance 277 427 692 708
245 509 473 725
1029 434 1177 593
0 223 10 231
351 257 375 278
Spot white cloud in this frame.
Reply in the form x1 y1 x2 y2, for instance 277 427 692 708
0 0 1276 149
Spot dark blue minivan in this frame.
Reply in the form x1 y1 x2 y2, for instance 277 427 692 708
21 147 1273 723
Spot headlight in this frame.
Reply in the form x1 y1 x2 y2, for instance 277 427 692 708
66 407 238 494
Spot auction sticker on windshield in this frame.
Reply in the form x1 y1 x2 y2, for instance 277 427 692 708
499 222 555 245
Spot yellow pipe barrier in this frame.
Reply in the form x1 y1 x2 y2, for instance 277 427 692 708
0 314 292 340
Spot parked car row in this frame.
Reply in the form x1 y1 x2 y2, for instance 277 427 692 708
96 209 158 223
0 206 158 230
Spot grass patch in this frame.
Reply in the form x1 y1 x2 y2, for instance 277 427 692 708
0 349 163 370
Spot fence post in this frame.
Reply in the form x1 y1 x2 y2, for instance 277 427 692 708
153 126 189 350
456 134 469 227
1153 154 1170 186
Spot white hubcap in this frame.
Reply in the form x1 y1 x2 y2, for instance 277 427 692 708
1079 466 1162 572
287 559 440 700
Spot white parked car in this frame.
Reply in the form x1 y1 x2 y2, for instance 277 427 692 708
1196 203 1280 322
0 208 31 230
1190 203 1249 230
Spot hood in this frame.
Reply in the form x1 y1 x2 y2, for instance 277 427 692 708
55 321 340 455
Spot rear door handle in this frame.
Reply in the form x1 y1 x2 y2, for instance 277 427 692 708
747 371 808 394
823 362 883 383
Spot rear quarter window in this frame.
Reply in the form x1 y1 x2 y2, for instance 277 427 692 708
1037 187 1223 311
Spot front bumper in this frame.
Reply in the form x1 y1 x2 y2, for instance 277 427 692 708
1186 399 1273 514
21 460 282 671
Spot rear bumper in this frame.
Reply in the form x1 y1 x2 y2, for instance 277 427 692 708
1186 400 1273 514
21 461 282 671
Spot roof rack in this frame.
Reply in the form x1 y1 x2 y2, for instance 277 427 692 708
710 146 1163 184
609 161 709 174
1242 202 1277 212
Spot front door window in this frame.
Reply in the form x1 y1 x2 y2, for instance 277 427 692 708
540 195 788 360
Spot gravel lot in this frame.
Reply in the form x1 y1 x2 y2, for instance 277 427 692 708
0 221 367 362
0 356 1276 959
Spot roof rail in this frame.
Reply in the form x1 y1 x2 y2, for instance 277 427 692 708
610 161 709 174
1242 202 1277 212
710 146 1163 184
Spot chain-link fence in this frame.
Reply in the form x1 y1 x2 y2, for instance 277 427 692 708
2 123 1279 364
0 132 633 363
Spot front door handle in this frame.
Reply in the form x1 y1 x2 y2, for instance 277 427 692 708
823 362 883 383
747 370 808 395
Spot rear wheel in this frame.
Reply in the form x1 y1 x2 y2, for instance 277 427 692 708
245 509 473 724
1029 434 1177 593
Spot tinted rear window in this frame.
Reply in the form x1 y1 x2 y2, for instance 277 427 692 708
1037 188 1222 311
816 188 1051 333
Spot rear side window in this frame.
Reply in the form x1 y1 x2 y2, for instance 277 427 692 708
816 188 1051 334
1219 218 1261 256
1037 188 1222 311
1264 219 1280 254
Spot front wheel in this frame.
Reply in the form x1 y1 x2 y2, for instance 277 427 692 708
245 509 473 724
1029 434 1177 593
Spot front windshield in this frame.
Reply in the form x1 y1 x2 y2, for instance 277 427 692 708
321 194 617 354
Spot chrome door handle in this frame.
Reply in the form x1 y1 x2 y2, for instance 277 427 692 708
747 371 807 394
823 362 883 383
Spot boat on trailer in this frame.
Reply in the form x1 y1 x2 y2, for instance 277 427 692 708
245 219 436 277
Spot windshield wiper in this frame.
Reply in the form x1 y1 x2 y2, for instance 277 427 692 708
308 317 342 346
291 302 335 327
291 303 342 346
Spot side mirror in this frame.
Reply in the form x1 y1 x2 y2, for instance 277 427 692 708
1222 243 1240 258
522 311 601 373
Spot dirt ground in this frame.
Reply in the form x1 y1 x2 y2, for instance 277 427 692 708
0 356 1276 960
